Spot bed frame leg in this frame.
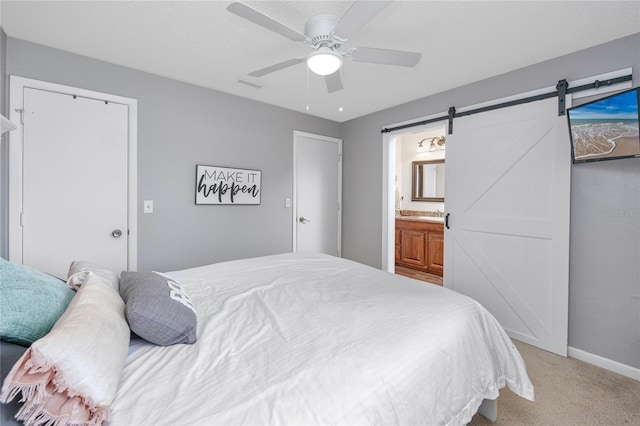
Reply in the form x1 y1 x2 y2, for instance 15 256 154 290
478 398 497 422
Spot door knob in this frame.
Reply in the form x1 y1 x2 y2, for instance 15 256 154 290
298 216 311 224
111 229 123 238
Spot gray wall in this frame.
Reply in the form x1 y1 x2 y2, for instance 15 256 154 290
342 33 640 369
3 37 340 271
1 28 6 113
1 28 8 258
570 159 639 368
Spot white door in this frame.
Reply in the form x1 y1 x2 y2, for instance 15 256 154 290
11 84 132 279
293 131 342 256
444 97 570 356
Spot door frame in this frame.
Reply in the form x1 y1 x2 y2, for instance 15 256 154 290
292 130 342 255
8 76 138 270
381 113 448 272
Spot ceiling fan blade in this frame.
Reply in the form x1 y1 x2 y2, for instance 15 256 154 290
248 58 305 77
351 47 421 67
325 71 344 93
332 1 392 39
227 2 307 43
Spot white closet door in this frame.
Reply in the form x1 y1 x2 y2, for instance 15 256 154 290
294 132 342 256
20 88 129 279
444 97 570 356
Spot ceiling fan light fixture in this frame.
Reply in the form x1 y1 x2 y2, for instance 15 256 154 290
306 48 343 76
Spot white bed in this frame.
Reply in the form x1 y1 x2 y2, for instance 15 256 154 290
108 252 533 425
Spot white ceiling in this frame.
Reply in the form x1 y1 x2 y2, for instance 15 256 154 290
1 1 639 122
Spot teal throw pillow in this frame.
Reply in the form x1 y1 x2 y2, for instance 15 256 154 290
0 258 75 346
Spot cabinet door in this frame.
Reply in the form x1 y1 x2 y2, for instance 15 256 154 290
395 229 402 262
427 232 444 275
401 230 425 267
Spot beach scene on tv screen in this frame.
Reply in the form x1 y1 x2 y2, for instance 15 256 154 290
569 90 640 161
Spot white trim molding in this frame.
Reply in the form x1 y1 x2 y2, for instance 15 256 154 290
568 346 640 381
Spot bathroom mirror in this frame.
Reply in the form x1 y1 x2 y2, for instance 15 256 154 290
412 159 445 202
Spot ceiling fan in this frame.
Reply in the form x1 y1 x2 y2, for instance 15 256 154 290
227 1 422 93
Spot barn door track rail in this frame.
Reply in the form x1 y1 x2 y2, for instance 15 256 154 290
381 74 633 135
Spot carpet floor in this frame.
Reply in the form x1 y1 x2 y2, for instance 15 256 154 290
470 340 640 425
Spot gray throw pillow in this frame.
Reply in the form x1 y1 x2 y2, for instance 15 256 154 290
119 271 197 346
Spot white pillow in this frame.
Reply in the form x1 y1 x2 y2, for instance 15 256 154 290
67 260 120 291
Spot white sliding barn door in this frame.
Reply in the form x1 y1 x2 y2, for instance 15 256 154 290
444 97 570 356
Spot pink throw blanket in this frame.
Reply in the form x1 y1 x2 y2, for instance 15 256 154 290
1 273 130 426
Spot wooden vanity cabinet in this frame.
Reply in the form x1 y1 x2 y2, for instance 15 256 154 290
395 219 444 276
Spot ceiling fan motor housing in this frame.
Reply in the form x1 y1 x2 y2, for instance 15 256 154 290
305 14 341 48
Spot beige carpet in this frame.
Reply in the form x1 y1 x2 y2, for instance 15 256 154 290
470 340 640 425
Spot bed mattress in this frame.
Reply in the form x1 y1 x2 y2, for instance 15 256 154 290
110 252 533 425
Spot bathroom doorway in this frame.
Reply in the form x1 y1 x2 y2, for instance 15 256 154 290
383 124 446 285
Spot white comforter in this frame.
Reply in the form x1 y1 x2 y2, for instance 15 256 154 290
110 252 533 426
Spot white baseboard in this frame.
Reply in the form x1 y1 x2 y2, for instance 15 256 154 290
568 346 640 381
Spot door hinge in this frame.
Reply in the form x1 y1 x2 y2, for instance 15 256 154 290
19 212 24 227
15 108 25 124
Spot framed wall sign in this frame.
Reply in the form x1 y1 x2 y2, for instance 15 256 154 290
195 165 261 205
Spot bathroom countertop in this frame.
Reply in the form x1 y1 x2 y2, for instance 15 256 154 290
396 215 445 224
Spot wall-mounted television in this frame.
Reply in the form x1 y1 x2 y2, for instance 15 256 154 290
567 86 639 164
